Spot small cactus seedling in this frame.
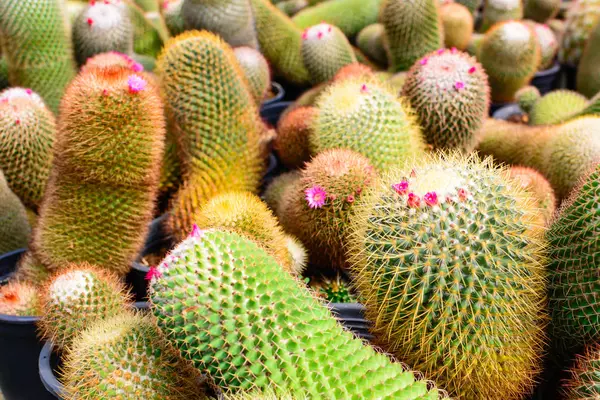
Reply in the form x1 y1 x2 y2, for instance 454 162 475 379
310 275 356 303
274 106 315 169
301 23 357 84
515 85 541 114
233 46 272 105
0 281 41 316
440 2 474 50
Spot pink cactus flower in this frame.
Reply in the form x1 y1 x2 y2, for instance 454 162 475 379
457 188 469 201
305 186 327 209
87 18 94 26
145 267 162 280
360 84 369 93
131 62 144 72
420 57 429 66
468 66 476 74
454 81 465 90
424 191 438 206
127 75 147 93
392 181 409 195
437 48 445 55
190 224 203 238
346 195 355 203
407 192 421 208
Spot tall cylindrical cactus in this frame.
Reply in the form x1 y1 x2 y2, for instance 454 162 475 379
32 66 165 275
440 2 474 50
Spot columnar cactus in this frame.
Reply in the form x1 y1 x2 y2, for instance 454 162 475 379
301 23 357 84
181 0 259 49
379 0 444 73
0 281 41 316
440 2 473 50
0 88 56 209
348 153 547 400
479 21 541 103
356 24 387 66
33 66 165 275
233 46 272 104
149 228 445 398
480 0 524 32
402 48 490 152
0 0 77 113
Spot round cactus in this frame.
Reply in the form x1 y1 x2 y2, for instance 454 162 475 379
301 23 357 84
72 1 134 66
0 281 40 316
524 0 560 22
278 149 376 270
13 252 50 287
0 169 31 255
332 62 374 82
559 0 600 66
263 170 302 218
480 0 524 32
348 153 547 400
162 0 185 36
563 344 600 398
274 106 314 169
479 21 541 103
80 51 145 73
530 22 559 70
310 77 425 171
515 85 541 113
234 47 272 105
356 23 387 66
402 48 490 152
62 311 207 400
276 0 308 15
466 32 484 57
149 228 444 398
38 264 132 350
310 275 356 303
577 17 600 98
508 166 556 226
528 90 588 126
283 234 308 275
440 2 474 50
0 88 56 209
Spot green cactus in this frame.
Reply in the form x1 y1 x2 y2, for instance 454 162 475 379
125 0 167 58
233 46 272 104
0 169 31 255
181 0 259 49
278 149 376 270
158 131 182 197
563 344 600 398
0 0 77 113
479 21 541 103
135 0 160 12
402 48 490 152
466 32 484 57
559 0 600 66
577 17 600 98
516 85 541 113
0 88 56 209
380 0 444 73
301 23 357 84
274 106 314 169
13 252 50 286
0 281 41 316
162 0 185 36
524 0 560 22
508 166 556 226
310 275 356 303
292 0 383 38
62 311 207 400
249 0 310 85
310 77 425 171
33 66 165 275
480 0 524 32
348 153 548 400
80 51 145 73
547 163 600 346
263 170 301 218
38 264 131 350
149 228 445 398
530 22 559 70
223 390 307 400
0 57 8 91
356 24 387 66
456 0 483 14
440 2 474 51
528 90 588 126
72 1 134 66
276 0 308 15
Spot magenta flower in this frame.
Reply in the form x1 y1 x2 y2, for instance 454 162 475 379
360 84 369 93
131 62 144 72
437 48 445 55
305 186 327 209
128 75 147 93
407 192 421 208
346 195 355 203
392 181 409 195
145 266 162 281
424 191 438 206
420 57 429 66
468 66 476 74
451 47 458 53
87 18 94 26
454 81 465 90
190 224 203 238
25 89 32 95
457 188 469 201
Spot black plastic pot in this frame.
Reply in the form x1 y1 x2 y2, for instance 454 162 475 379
531 62 561 95
0 249 56 400
259 101 293 127
261 82 285 108
490 101 517 116
561 63 578 91
329 302 373 341
492 103 524 120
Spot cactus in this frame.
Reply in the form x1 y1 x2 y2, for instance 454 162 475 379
274 106 314 169
0 281 40 316
456 0 483 14
332 62 374 82
80 51 145 73
440 2 474 50
547 164 600 346
0 170 31 255
524 0 560 22
263 171 301 218
559 0 600 66
149 228 445 398
276 0 308 15
348 153 547 400
181 0 258 49
72 1 134 66
248 0 310 86
13 252 50 286
310 275 356 303
283 234 308 274
158 132 182 197
278 149 376 270
33 66 165 275
380 0 444 73
479 21 541 103
480 0 524 32
62 311 207 400
547 18 565 39
292 0 383 38
124 0 167 58
310 77 425 171
356 24 387 66
0 88 56 209
516 85 541 113
162 0 185 36
301 23 357 84
38 264 132 350
466 32 484 57
508 166 556 226
528 90 588 126
223 390 307 400
0 57 8 91
402 48 490 152
233 47 272 104
563 344 600 398
0 0 77 113
530 22 559 70
577 18 600 98
135 0 160 11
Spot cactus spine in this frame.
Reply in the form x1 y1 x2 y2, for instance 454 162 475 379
563 344 600 398
274 106 314 169
0 169 31 255
577 18 600 98
0 281 41 316
440 2 474 51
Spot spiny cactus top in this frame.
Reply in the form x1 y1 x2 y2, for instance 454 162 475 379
515 85 541 114
0 88 56 209
80 51 145 73
547 163 600 346
348 153 547 399
149 228 445 398
402 48 490 152
440 2 474 51
0 281 41 317
531 22 559 70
